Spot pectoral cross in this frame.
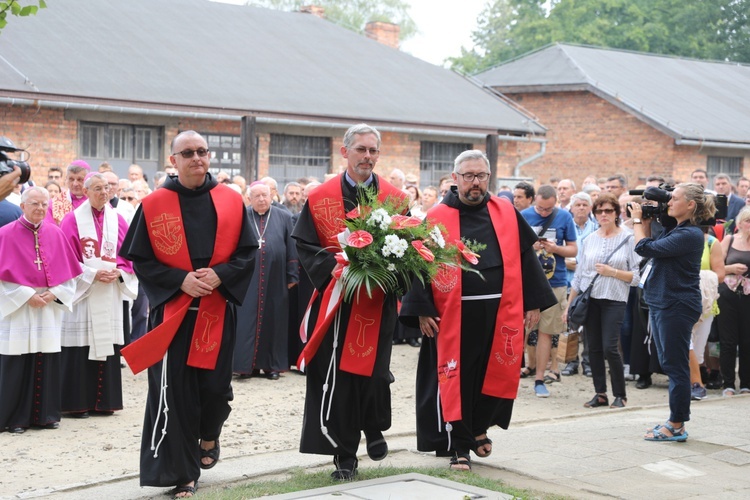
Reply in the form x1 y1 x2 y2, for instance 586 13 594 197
258 237 265 249
33 230 42 271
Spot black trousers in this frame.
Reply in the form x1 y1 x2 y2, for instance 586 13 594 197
585 298 627 398
717 285 750 390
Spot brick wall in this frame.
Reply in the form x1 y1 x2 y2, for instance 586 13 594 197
504 90 728 188
1 104 78 185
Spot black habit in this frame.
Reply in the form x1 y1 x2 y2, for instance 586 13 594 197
292 174 397 457
234 205 298 374
400 189 556 453
120 174 257 488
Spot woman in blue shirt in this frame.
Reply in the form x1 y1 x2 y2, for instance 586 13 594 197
630 183 715 442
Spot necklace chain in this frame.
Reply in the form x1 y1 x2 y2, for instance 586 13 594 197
252 206 272 248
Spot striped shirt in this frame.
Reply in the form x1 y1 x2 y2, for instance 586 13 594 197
571 230 640 303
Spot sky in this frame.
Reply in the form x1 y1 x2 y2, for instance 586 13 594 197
212 0 489 67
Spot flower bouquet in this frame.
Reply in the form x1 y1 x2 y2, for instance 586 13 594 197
332 187 484 302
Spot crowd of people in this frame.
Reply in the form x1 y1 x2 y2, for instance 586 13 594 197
502 171 750 443
1 129 750 497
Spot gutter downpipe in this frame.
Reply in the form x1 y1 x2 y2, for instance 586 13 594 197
513 139 547 178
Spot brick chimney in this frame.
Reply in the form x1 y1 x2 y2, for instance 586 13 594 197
365 21 400 49
300 5 325 18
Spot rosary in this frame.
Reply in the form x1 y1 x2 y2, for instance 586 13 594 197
252 206 272 249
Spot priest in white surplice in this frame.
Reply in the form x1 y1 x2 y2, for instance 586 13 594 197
59 173 137 417
0 187 82 433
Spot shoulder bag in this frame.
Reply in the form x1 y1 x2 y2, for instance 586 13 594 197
568 234 632 330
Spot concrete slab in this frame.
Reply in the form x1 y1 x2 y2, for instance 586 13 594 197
265 473 513 500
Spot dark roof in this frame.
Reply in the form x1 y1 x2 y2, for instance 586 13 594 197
476 44 750 144
0 0 543 136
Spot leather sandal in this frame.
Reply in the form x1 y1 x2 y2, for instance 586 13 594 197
584 394 609 408
171 480 198 499
472 436 492 457
520 367 536 378
199 438 220 470
365 430 388 461
331 455 358 480
449 451 472 471
544 371 561 384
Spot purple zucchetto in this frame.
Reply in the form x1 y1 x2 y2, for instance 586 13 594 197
69 159 91 171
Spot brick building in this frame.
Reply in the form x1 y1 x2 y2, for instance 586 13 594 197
476 44 750 188
0 0 543 191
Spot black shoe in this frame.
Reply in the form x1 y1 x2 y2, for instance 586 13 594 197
8 426 25 434
331 455 358 480
40 422 59 430
67 411 89 419
705 371 723 390
610 396 627 408
584 394 609 408
365 430 388 461
392 339 406 345
636 376 652 389
266 371 280 380
561 364 578 376
407 338 421 348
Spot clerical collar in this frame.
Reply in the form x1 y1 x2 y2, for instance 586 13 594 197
344 172 374 187
20 215 42 230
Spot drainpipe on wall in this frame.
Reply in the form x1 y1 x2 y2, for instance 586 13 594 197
513 140 546 178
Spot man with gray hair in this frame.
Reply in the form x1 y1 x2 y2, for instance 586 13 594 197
292 123 408 480
401 149 555 470
59 173 138 418
45 160 90 226
557 179 576 210
0 186 82 433
389 168 406 190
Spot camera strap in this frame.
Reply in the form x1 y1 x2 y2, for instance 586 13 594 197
536 208 559 238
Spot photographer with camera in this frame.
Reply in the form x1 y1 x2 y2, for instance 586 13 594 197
0 166 22 202
631 183 715 442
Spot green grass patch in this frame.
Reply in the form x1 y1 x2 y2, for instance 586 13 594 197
196 465 539 499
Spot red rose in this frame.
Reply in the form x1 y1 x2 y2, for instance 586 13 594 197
411 240 435 262
347 230 373 248
456 241 480 265
390 214 422 229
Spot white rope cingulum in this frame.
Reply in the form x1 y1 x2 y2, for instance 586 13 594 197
319 307 342 448
150 351 170 458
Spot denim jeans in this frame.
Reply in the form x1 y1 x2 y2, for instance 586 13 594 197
649 305 700 423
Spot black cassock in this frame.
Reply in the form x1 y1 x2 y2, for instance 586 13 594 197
234 206 298 374
120 175 257 488
292 175 397 457
400 190 556 453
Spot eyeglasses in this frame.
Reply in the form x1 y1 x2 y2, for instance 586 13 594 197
536 205 555 214
594 208 616 215
25 201 49 209
123 196 136 201
351 146 380 155
456 172 490 182
174 148 210 158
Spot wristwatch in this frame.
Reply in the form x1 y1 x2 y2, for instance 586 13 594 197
632 218 642 224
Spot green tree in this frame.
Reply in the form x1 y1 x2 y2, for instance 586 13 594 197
0 0 46 32
245 0 416 41
449 0 750 74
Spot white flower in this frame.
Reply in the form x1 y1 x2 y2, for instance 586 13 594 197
381 234 408 258
367 208 392 231
387 263 396 272
430 226 446 249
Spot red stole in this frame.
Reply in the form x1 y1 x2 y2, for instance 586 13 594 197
298 174 407 377
429 197 524 422
121 184 242 374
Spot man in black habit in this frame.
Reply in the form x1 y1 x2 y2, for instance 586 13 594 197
292 123 408 480
120 130 257 498
400 150 556 471
234 182 298 379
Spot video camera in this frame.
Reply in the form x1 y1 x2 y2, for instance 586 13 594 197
0 136 31 185
627 183 727 228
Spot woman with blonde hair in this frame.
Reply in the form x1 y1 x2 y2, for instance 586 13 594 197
718 206 750 396
631 183 716 442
